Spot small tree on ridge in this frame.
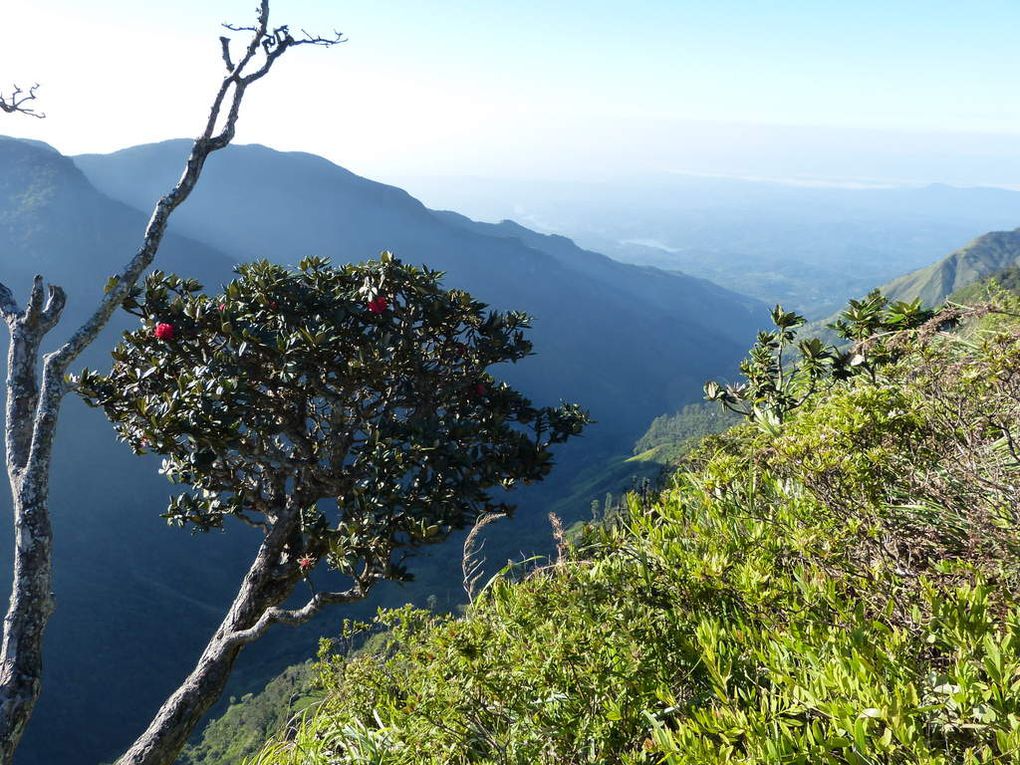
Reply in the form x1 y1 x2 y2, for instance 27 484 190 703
78 255 589 765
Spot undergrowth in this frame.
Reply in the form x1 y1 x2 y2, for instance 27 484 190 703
249 288 1020 764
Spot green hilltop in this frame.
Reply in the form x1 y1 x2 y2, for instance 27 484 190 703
877 227 1020 306
949 263 1020 303
808 231 1020 344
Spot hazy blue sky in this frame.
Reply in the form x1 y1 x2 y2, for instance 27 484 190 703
4 1 1020 185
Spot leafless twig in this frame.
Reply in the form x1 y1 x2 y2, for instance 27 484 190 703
0 84 44 118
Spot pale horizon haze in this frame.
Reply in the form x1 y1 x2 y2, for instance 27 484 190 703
4 1 1020 187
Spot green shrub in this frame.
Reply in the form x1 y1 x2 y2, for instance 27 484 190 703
250 301 1020 765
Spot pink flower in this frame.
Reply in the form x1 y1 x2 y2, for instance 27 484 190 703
297 555 315 573
154 323 175 341
217 303 226 312
367 296 388 314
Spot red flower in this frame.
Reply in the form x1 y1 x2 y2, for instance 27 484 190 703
154 323 175 341
217 303 227 312
297 555 315 573
367 295 388 314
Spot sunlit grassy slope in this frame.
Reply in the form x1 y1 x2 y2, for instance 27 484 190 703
243 284 1020 764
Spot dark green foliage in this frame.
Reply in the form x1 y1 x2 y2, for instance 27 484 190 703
828 289 935 378
707 294 938 424
704 304 840 423
251 293 1020 764
78 254 588 582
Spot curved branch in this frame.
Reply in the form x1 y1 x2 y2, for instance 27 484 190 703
0 84 44 118
31 0 338 475
220 575 379 650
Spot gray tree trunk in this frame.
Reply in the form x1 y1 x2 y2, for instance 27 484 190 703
114 500 378 765
114 510 303 765
0 283 64 764
0 4 331 758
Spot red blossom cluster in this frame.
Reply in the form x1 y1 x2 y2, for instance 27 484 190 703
154 323 175 341
367 295 388 314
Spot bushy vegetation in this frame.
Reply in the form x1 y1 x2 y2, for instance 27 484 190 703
950 266 1020 304
246 287 1020 764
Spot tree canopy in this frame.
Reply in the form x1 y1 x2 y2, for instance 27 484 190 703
79 253 589 584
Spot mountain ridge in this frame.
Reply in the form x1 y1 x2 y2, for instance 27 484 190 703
74 139 765 447
878 227 1020 306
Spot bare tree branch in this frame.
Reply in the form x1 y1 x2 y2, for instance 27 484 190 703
0 84 44 118
31 0 343 476
233 510 269 532
0 3 342 762
219 582 376 650
218 36 234 71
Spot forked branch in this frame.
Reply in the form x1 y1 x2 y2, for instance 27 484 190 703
33 0 342 474
0 4 342 764
220 575 380 650
0 84 44 118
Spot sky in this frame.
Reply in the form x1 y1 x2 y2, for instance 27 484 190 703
4 1 1020 186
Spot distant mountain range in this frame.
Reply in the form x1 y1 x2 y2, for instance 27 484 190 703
398 174 1020 316
0 136 763 765
75 140 761 447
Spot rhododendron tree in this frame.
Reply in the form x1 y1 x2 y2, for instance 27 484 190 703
77 253 588 765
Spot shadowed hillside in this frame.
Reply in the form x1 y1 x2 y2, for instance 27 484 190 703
76 140 764 448
0 136 762 764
